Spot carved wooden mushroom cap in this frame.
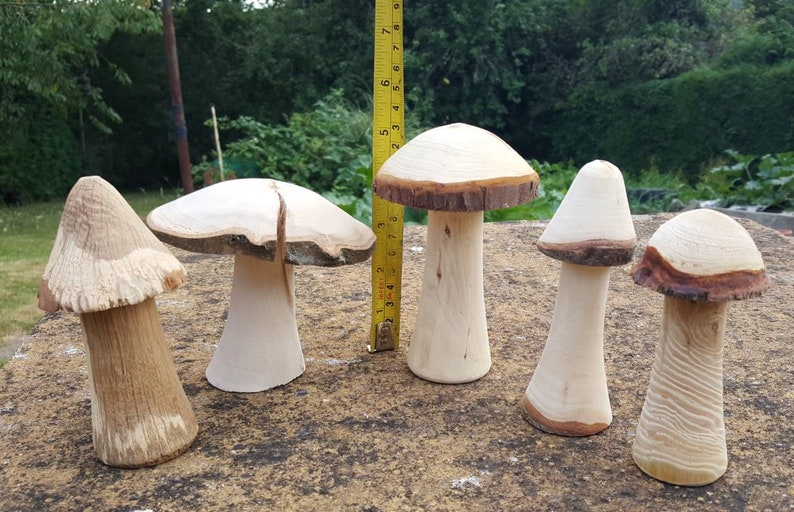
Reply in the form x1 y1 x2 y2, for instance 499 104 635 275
38 176 186 314
537 160 636 266
372 123 539 211
146 178 376 266
630 208 770 301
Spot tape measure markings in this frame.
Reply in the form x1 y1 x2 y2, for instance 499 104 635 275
370 0 405 353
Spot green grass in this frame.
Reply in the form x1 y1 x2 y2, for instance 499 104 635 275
0 189 180 364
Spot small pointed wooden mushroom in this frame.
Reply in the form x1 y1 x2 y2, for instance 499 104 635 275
630 208 769 486
520 160 636 436
147 178 376 393
37 176 197 468
373 123 539 384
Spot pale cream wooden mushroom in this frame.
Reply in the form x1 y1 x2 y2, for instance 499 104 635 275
373 123 539 384
38 176 197 468
521 160 636 436
146 178 376 393
630 208 769 486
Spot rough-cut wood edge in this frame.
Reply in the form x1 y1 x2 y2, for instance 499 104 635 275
39 176 186 314
630 246 770 302
147 179 376 267
536 238 637 266
373 173 539 212
151 230 375 267
519 394 609 437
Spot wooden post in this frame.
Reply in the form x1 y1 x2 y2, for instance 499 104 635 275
162 0 194 193
211 104 225 181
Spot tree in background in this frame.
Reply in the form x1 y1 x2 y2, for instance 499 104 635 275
551 0 794 178
3 0 794 202
0 0 161 203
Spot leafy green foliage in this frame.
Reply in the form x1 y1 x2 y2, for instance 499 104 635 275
485 161 578 222
0 0 162 203
0 107 82 204
193 90 378 222
5 0 794 204
0 1 160 130
198 90 371 191
697 150 794 211
552 60 794 180
717 0 794 67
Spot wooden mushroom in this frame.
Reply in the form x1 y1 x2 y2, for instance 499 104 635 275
373 123 539 384
38 176 198 468
521 160 636 436
630 208 769 486
146 178 376 393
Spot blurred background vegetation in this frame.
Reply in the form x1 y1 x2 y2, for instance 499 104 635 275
1 0 793 215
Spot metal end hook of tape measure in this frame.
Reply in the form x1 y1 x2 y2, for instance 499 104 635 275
373 320 395 352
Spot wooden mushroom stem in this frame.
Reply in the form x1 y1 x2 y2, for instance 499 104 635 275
205 253 305 392
633 296 728 486
407 210 490 384
521 262 612 436
80 297 198 468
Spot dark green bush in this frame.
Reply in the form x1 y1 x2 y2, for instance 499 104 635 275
0 108 82 205
552 61 794 181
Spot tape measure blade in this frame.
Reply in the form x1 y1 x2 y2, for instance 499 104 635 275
370 0 404 353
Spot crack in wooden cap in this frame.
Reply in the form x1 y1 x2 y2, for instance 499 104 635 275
146 178 376 267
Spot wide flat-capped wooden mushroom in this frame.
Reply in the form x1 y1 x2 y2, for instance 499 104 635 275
373 123 539 384
521 160 636 436
38 176 197 468
630 208 769 486
146 178 376 393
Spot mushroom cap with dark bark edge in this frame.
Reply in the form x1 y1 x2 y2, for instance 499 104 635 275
146 178 376 266
38 176 186 314
372 123 539 211
630 208 769 302
536 160 636 266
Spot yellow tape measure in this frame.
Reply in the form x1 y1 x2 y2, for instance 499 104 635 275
369 0 405 353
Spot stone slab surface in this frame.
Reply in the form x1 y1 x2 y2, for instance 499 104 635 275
0 215 792 511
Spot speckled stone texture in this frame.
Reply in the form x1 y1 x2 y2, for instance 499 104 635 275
1 215 792 511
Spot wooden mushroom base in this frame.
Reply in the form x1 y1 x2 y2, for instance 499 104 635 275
81 297 198 468
205 254 305 393
632 297 728 486
407 211 491 384
521 262 612 436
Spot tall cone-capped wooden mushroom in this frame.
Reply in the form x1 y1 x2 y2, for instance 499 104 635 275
521 159 636 436
146 178 376 393
373 123 539 384
38 176 197 468
630 208 769 486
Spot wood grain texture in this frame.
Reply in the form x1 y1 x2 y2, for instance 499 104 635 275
81 298 197 468
147 178 375 266
631 208 769 301
537 160 636 256
632 297 728 486
204 254 305 392
373 123 539 212
39 176 185 314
